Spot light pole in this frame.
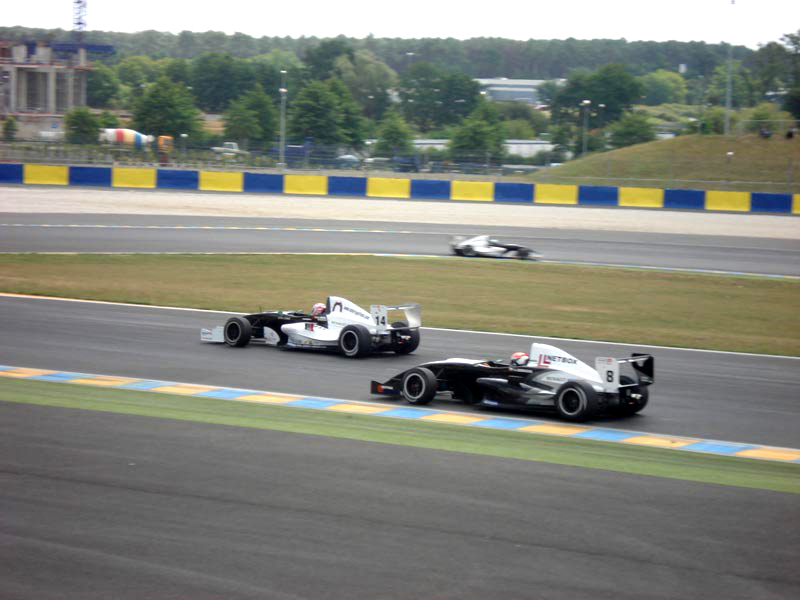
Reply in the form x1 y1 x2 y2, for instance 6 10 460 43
279 69 287 169
724 0 735 135
581 99 591 157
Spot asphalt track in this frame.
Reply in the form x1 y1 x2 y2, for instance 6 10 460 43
1 188 799 598
4 400 798 600
2 212 800 277
1 294 798 449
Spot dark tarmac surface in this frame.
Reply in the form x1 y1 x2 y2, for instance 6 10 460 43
2 401 798 600
1 295 799 448
2 213 799 276
1 198 798 598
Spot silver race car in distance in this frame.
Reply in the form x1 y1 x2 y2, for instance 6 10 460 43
450 234 540 260
201 296 421 358
371 342 653 421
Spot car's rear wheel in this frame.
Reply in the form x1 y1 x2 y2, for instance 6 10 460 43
461 245 476 257
616 375 649 416
338 324 372 358
401 367 438 405
391 321 420 354
555 381 598 421
224 316 252 347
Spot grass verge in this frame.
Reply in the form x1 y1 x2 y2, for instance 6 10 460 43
531 134 800 193
1 253 798 355
2 377 797 494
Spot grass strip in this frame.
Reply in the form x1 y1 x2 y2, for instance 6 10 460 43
1 253 798 355
2 378 797 495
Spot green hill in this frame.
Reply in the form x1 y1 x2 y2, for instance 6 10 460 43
532 135 800 194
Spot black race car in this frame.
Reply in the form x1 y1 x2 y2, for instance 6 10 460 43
371 342 653 421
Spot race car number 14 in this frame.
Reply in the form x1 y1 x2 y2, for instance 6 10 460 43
371 305 388 328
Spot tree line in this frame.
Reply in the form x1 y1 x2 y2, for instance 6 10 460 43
3 26 797 163
0 25 753 78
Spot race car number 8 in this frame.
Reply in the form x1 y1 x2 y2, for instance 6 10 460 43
606 370 614 382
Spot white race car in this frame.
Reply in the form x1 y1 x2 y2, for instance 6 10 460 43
201 296 421 358
451 234 540 260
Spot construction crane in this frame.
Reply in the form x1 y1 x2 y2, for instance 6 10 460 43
73 1 87 45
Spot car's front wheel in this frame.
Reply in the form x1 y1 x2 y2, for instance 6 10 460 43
224 316 252 347
401 367 438 405
554 381 598 421
337 324 372 358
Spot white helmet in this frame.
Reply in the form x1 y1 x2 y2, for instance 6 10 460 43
311 302 326 317
510 351 530 367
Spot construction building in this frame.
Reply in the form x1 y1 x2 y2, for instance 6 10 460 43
0 40 94 114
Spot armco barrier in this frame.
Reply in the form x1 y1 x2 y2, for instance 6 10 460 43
1 163 798 215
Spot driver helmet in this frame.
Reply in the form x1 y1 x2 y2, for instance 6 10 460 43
510 351 530 367
311 302 326 317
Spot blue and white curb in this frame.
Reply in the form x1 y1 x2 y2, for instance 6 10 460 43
2 364 799 464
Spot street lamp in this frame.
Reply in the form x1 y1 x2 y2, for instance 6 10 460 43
580 99 591 157
279 69 287 169
724 0 735 135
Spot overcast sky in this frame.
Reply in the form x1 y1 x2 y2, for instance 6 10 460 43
5 0 799 49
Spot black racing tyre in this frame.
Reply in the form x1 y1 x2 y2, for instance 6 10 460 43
224 316 252 347
616 375 649 416
401 367 438 405
554 381 599 422
391 321 420 355
461 245 477 257
338 324 372 358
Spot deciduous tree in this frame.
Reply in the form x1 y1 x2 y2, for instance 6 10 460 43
87 64 120 108
374 109 414 157
132 76 201 139
608 112 655 148
64 107 100 144
288 81 343 145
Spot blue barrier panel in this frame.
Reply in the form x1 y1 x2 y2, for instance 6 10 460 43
0 163 23 184
156 169 199 190
410 179 450 200
664 189 705 210
69 166 111 187
328 176 367 196
243 172 283 193
750 193 792 214
578 185 618 207
494 182 533 203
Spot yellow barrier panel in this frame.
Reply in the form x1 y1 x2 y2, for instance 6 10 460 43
284 175 327 195
794 194 800 215
534 184 578 205
366 177 411 199
112 167 156 189
24 165 68 185
199 171 243 192
705 190 750 212
451 180 493 202
618 186 664 208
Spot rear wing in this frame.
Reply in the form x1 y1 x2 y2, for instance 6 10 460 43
370 303 421 330
594 354 654 393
